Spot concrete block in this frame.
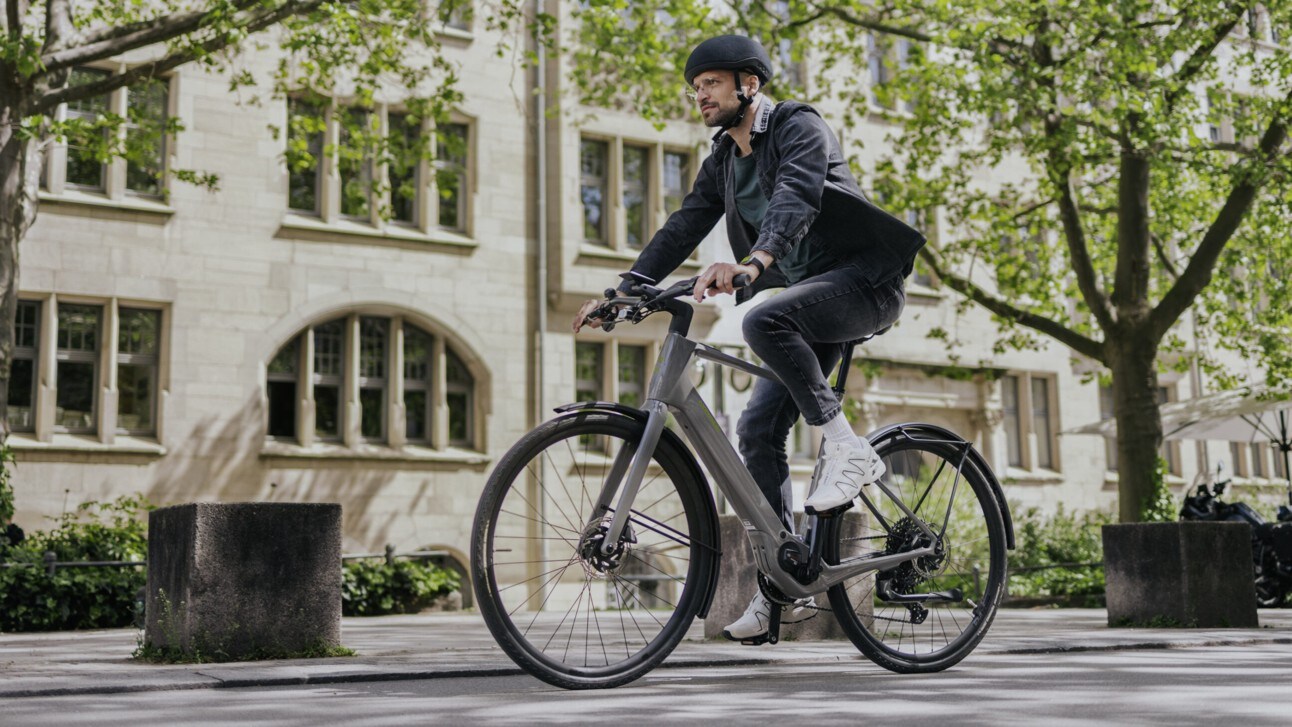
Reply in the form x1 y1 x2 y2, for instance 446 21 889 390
145 503 343 659
1103 522 1258 628
704 513 871 640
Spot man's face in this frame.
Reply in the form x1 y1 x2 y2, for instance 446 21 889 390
691 71 747 128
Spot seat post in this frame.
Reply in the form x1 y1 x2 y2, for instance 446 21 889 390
832 342 857 400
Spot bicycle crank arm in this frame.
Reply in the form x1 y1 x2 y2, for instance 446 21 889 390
876 580 964 604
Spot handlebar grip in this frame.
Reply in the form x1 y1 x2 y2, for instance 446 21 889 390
733 273 751 288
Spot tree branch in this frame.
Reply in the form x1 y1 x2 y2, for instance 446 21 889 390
6 0 22 42
42 0 277 73
1151 88 1292 340
1051 156 1117 331
1032 29 1117 333
1162 4 1247 114
1151 232 1181 281
42 0 74 51
35 0 324 113
919 245 1106 362
820 7 931 43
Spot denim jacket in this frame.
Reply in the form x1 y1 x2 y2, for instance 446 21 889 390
623 100 926 304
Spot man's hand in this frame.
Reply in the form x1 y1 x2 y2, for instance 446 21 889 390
693 261 761 303
573 298 614 333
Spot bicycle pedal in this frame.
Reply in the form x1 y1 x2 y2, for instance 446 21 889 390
804 501 855 517
737 633 777 646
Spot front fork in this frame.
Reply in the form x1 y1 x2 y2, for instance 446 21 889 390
591 401 670 554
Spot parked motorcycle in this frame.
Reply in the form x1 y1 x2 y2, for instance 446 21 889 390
1179 461 1292 607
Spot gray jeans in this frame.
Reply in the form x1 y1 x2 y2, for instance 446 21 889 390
736 265 905 524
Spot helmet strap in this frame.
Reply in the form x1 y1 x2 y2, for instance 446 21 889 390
721 70 754 130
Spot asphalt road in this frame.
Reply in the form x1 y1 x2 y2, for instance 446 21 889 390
5 643 1291 726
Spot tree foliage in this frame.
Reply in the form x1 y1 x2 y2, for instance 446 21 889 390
567 1 1292 521
0 0 551 443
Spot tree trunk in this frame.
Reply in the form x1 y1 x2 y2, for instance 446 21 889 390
0 99 33 444
1109 338 1164 523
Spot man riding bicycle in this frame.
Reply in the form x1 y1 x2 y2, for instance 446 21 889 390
574 34 925 642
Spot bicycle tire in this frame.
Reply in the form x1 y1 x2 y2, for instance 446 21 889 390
471 411 718 689
822 427 1008 673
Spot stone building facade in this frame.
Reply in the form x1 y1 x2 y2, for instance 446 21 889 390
9 5 1288 576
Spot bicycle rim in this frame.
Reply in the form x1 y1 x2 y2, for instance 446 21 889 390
472 413 711 688
826 435 1007 672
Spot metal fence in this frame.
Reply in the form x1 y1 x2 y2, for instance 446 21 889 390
0 545 453 575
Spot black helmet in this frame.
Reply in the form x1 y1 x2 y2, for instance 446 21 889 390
684 35 773 86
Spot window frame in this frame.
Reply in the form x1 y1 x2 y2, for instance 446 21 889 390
9 295 168 444
576 134 698 257
115 307 161 436
47 67 176 202
284 100 477 239
1000 371 1061 473
574 339 653 406
8 300 41 434
264 313 483 452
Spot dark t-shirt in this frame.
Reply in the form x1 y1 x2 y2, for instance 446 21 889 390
732 150 839 285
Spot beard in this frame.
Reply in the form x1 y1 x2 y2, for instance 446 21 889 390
702 103 742 129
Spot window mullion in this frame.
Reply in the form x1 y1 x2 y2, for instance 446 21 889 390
35 297 57 441
322 102 340 223
652 142 664 234
610 137 624 251
371 105 388 229
101 300 120 444
343 314 360 447
389 317 407 448
431 335 447 450
300 327 316 447
606 342 619 403
47 103 69 194
1019 373 1035 470
419 117 435 235
106 81 128 201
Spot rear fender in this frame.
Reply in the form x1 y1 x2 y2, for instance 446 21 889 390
868 422 1016 550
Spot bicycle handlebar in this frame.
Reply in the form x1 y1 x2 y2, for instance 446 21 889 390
585 274 751 332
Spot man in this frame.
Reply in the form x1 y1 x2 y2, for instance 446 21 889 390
573 34 925 641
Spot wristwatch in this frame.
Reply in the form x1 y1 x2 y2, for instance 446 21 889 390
740 254 766 276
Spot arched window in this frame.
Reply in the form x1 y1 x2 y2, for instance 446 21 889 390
265 314 480 450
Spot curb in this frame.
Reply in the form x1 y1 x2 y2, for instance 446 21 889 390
5 635 1291 699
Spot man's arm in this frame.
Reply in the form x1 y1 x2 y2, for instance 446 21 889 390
751 111 830 261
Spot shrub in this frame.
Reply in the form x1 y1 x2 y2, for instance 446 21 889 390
0 496 150 632
341 558 460 616
0 444 14 524
1007 504 1111 604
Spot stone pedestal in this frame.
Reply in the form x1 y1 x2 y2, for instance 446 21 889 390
145 503 342 659
1102 522 1258 628
704 513 870 640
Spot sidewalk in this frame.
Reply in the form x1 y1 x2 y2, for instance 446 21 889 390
2 609 1289 698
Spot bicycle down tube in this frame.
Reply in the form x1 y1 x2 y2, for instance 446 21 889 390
593 330 935 601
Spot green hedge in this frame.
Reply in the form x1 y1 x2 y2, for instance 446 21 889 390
1007 504 1111 605
0 496 150 633
1 488 462 630
341 558 460 616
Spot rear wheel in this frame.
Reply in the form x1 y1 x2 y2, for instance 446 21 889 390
823 427 1008 673
471 412 717 689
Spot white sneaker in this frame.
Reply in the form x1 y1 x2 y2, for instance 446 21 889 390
722 591 816 641
804 439 885 512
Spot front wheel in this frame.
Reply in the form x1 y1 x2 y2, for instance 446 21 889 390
822 426 1009 673
471 411 718 689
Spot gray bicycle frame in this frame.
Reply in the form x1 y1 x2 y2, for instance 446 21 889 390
593 330 936 601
